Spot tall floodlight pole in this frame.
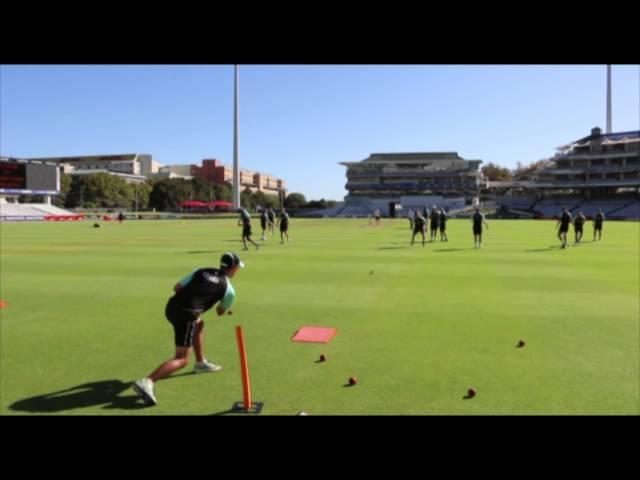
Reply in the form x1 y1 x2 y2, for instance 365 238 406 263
232 65 241 209
606 64 612 134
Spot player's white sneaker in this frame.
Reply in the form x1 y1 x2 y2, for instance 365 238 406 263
132 378 157 405
193 359 222 373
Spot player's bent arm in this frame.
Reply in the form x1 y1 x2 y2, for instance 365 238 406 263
216 283 236 316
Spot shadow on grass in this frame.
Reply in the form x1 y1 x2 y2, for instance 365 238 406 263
9 379 148 413
211 402 264 416
9 373 198 413
432 248 469 253
524 245 564 252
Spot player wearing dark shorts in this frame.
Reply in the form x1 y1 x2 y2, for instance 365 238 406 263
277 208 291 243
593 209 605 241
132 252 244 406
408 209 414 230
471 208 489 248
238 208 259 250
429 206 439 241
573 211 586 244
556 207 572 249
411 212 427 246
438 209 448 242
267 208 276 234
260 209 269 241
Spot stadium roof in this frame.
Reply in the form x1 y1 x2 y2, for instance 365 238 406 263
25 154 148 163
558 129 640 151
340 152 478 167
366 152 463 161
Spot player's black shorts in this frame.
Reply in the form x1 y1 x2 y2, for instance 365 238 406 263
413 227 424 235
243 225 252 237
165 301 199 348
575 226 583 233
280 223 289 232
260 219 267 229
595 224 603 231
430 222 438 230
559 226 569 233
375 215 380 220
439 224 446 232
473 227 482 235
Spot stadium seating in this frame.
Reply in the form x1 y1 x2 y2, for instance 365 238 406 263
0 202 81 221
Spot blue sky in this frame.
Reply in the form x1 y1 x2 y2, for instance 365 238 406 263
1 65 638 200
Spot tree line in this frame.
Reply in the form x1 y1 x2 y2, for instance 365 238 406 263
21 173 335 211
481 159 552 182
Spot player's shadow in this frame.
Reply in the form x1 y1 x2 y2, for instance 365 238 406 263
433 248 469 253
8 379 149 413
377 246 409 250
524 246 563 252
186 250 218 254
210 408 236 415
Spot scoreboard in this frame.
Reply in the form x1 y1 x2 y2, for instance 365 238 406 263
0 160 59 194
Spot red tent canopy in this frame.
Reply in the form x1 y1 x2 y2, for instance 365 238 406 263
179 201 208 207
208 201 233 207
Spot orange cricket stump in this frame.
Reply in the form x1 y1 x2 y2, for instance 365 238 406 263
231 325 263 414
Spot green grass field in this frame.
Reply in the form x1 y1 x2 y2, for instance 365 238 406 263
1 218 638 415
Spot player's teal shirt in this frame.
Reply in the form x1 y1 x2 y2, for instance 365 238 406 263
220 280 236 310
177 269 236 311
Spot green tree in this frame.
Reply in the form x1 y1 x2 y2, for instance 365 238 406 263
52 173 72 208
148 178 193 211
481 163 512 182
512 159 552 180
130 181 153 210
307 198 328 209
191 177 212 202
284 192 307 209
251 190 278 209
213 183 232 202
240 187 254 210
66 173 129 208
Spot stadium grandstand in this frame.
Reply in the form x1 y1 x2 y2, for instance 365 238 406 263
0 157 80 221
338 152 485 217
495 127 640 220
